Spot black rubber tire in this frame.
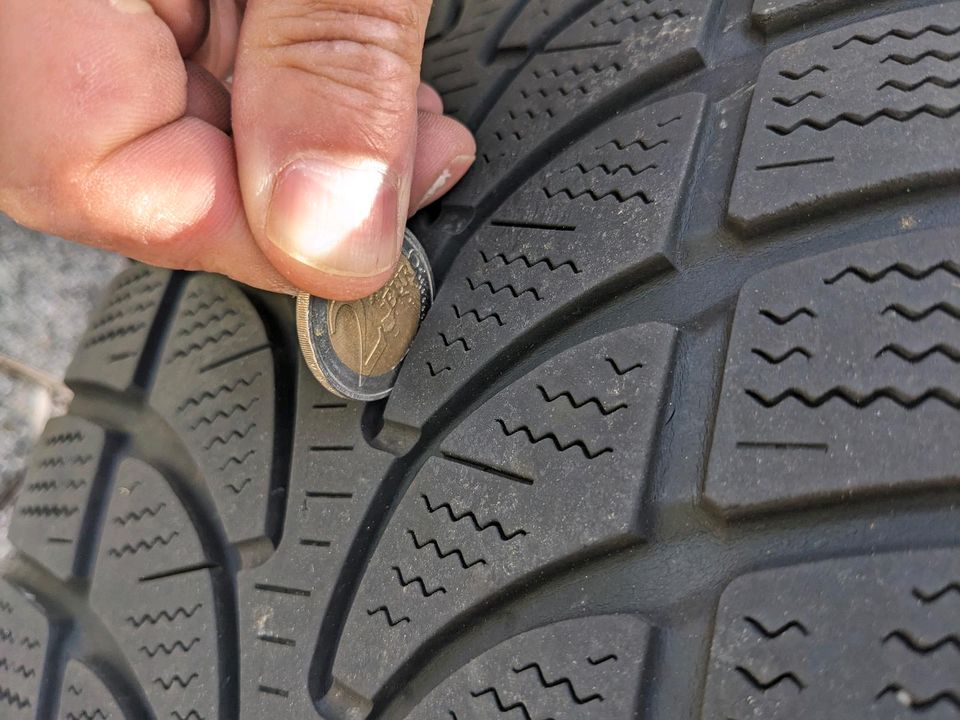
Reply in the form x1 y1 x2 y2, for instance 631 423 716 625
4 1 960 718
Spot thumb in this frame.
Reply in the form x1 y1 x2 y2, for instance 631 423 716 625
233 0 429 300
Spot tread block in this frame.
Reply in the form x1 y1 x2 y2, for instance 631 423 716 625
388 93 703 429
702 549 960 718
423 0 520 122
236 363 392 719
501 0 606 49
0 579 51 720
58 660 127 720
91 458 208 580
10 417 106 581
752 0 863 32
335 324 676 702
150 274 277 546
730 3 960 229
66 265 171 392
90 459 221 720
407 615 650 720
706 229 960 516
445 0 712 209
504 0 707 50
424 0 463 41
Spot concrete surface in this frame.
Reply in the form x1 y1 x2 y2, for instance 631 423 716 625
0 213 128 552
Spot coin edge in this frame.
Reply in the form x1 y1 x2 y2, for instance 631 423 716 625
296 291 346 399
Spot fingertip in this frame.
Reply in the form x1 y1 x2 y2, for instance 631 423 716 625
417 82 444 114
149 0 208 55
259 241 397 300
410 111 476 213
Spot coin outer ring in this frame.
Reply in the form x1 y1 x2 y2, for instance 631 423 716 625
296 230 434 402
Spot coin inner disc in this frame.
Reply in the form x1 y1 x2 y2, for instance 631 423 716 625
324 256 420 377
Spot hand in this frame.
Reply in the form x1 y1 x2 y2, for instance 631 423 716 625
0 0 476 300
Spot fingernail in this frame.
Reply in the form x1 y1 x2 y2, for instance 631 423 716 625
417 155 475 210
267 158 401 278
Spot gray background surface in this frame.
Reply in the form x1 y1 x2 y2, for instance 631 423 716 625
0 214 127 552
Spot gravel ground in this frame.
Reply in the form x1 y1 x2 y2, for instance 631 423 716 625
0 214 128 552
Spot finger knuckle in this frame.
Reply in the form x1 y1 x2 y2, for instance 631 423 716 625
261 1 425 61
255 1 425 107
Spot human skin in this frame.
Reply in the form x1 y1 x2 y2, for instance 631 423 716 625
0 0 476 300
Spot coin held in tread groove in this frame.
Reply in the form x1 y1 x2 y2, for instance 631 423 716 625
296 230 435 401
